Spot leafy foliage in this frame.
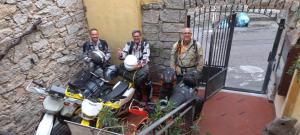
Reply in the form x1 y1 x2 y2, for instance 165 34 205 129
149 100 175 121
287 54 300 80
99 107 123 133
147 101 187 135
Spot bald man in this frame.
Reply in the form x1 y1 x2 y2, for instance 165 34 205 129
170 27 204 82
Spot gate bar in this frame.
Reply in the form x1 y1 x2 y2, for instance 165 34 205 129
224 13 236 68
261 19 285 92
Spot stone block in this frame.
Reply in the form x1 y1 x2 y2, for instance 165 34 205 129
142 2 164 10
66 23 81 34
50 52 63 59
165 0 185 9
72 12 85 22
39 22 57 37
160 9 181 22
19 54 39 72
57 55 76 64
179 10 186 23
162 41 174 49
32 39 48 52
163 58 171 66
0 71 11 84
56 16 72 28
161 48 171 59
57 65 70 74
17 0 33 9
35 0 50 9
6 0 16 4
13 41 29 63
143 24 159 33
57 0 77 8
38 49 52 59
50 37 64 51
0 4 16 19
64 34 76 45
144 33 159 41
5 74 26 91
0 28 13 41
152 56 164 65
13 13 28 25
47 5 63 16
159 32 180 41
143 10 160 23
0 19 9 30
61 50 69 55
150 47 161 57
162 23 184 32
148 41 163 49
25 31 42 44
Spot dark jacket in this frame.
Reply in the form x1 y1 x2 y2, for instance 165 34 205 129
82 39 111 62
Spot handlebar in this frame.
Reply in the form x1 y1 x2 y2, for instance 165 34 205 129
90 72 109 83
25 80 47 95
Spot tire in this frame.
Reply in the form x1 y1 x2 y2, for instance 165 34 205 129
50 121 71 135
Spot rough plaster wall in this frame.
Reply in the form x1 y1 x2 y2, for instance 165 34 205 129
0 0 88 134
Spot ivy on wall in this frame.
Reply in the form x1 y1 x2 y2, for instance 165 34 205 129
287 53 300 80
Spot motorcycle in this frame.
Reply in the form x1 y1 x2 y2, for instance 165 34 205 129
27 50 116 135
69 55 149 132
160 69 204 120
26 81 79 135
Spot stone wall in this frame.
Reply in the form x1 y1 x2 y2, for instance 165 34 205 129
142 0 187 80
0 0 88 134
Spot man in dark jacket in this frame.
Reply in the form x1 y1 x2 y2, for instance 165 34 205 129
83 28 111 64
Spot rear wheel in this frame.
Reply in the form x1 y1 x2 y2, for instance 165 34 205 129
50 120 71 135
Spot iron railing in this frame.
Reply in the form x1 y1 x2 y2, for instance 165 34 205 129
138 98 196 135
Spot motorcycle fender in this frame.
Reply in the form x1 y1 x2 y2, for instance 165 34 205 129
119 88 135 106
36 113 54 135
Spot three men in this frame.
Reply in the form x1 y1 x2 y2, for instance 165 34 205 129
82 27 203 102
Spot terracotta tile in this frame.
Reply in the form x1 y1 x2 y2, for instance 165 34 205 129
199 91 275 135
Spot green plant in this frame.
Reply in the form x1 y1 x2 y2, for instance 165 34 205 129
142 100 203 134
99 107 123 133
287 54 300 80
293 11 300 24
149 100 175 121
169 117 183 135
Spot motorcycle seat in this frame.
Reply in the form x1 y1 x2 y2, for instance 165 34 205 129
103 81 129 102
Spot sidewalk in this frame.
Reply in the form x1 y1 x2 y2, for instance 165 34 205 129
198 91 275 135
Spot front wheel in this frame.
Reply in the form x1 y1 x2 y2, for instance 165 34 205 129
50 121 71 135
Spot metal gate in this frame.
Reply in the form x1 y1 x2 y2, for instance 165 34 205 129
188 5 237 99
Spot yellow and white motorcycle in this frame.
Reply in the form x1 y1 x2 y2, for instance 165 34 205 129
67 55 148 134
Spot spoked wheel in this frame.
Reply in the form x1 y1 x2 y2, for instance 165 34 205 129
50 120 71 135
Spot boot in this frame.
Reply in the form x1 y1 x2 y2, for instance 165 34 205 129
145 80 153 102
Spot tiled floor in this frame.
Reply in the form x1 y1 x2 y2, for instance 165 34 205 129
198 91 275 135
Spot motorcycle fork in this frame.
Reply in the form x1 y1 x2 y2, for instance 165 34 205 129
96 112 105 128
81 119 90 126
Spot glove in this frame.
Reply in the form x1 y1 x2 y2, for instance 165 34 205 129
84 57 91 62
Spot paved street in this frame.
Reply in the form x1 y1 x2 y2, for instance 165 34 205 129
226 21 278 91
193 21 278 91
